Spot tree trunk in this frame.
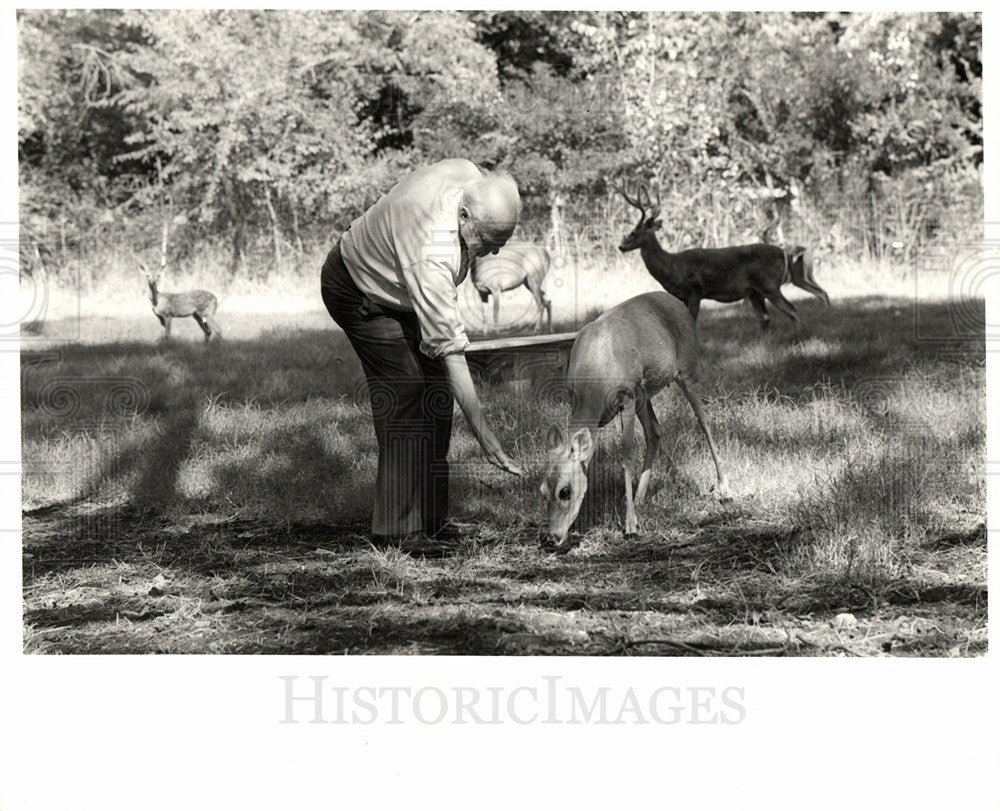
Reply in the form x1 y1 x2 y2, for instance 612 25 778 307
547 190 565 259
230 223 244 278
264 184 282 273
223 176 245 278
159 219 170 272
291 202 304 254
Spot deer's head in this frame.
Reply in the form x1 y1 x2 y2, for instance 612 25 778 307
540 424 594 551
611 180 662 252
135 258 157 297
133 249 166 302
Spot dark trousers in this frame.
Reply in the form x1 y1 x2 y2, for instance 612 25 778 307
321 243 453 538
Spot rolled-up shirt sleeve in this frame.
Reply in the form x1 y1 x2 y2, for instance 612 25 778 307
401 259 470 357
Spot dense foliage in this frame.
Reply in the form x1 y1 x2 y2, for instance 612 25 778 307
19 10 982 275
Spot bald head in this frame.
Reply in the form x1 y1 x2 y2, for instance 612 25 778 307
461 171 521 249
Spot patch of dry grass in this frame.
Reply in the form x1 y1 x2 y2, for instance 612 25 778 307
21 258 986 655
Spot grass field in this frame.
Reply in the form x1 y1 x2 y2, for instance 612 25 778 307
20 255 986 655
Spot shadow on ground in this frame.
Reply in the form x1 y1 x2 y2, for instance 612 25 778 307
21 297 986 654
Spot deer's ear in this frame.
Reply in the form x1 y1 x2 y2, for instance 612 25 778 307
546 424 565 450
649 218 663 231
570 428 593 462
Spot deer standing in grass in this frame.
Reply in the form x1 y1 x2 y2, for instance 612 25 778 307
612 181 830 329
138 258 221 343
470 244 552 334
541 291 730 552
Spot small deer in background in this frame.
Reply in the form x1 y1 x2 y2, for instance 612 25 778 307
611 181 830 329
138 257 221 343
470 244 553 334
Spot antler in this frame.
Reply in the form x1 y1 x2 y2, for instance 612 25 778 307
608 178 646 217
131 246 172 277
131 247 152 275
638 184 662 219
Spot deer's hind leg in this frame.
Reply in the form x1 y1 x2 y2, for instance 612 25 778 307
796 279 831 306
804 262 831 306
526 273 552 334
193 312 219 343
490 286 503 329
787 251 831 306
686 296 702 322
201 299 221 341
205 315 222 341
620 397 642 536
748 291 770 329
792 268 831 306
634 399 662 504
193 313 211 342
475 288 490 334
675 375 731 502
761 287 798 324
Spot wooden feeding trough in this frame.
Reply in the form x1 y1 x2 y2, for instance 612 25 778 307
465 331 578 385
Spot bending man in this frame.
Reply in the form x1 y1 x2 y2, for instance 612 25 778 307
321 159 523 551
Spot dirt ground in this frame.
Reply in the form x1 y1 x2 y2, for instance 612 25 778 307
21 293 987 655
23 509 985 655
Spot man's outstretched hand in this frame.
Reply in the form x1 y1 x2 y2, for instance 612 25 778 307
444 353 524 476
482 440 524 476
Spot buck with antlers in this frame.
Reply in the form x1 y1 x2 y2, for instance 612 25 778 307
470 244 552 334
611 181 830 328
137 255 221 343
541 291 730 552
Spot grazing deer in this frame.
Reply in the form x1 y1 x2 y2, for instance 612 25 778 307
139 260 221 343
541 291 730 552
611 181 830 328
470 244 552 334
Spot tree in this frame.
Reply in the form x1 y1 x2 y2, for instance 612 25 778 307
112 11 376 272
18 9 149 237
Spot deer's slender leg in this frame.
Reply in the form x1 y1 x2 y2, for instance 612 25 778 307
634 399 662 504
478 293 490 334
530 285 543 335
193 313 212 342
491 286 502 329
525 275 543 334
620 398 640 536
787 253 831 306
803 282 831 305
792 277 831 306
762 289 798 323
803 261 831 306
748 291 770 329
163 317 172 341
686 296 701 322
204 315 222 341
675 375 731 501
526 273 552 334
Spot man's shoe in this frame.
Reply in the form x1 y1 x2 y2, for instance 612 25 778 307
432 519 478 542
397 532 461 558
